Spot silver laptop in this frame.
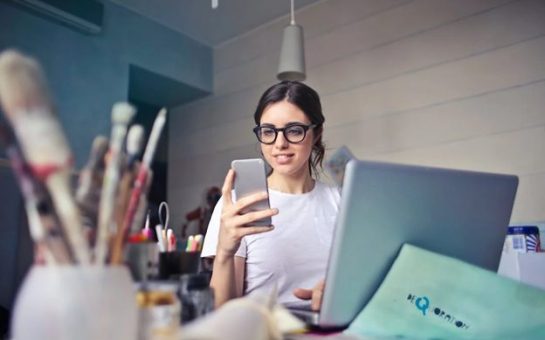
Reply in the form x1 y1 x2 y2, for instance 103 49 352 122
290 160 518 329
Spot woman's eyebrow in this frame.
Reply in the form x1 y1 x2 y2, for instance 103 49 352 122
259 121 307 127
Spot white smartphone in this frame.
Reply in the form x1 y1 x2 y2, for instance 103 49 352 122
231 158 272 226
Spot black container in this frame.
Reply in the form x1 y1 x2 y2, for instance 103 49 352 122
158 251 200 280
178 272 214 323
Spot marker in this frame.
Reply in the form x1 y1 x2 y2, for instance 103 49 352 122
186 235 194 252
167 228 176 252
141 211 154 240
194 234 204 252
155 224 166 252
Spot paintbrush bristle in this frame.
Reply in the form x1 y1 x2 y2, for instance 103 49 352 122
0 50 53 120
89 135 109 170
141 108 167 166
0 49 71 167
91 135 109 159
157 107 167 121
112 102 136 125
126 124 144 156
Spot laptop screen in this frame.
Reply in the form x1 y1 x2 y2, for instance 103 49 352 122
319 160 518 328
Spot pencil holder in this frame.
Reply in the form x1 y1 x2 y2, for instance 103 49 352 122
158 251 201 280
11 265 138 340
125 242 160 281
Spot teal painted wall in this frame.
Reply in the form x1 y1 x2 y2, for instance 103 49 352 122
0 0 212 166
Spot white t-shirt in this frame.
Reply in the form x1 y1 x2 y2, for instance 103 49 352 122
201 181 341 307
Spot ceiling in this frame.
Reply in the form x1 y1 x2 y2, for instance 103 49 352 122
109 0 321 47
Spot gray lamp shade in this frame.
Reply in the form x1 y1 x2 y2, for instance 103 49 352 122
277 24 306 81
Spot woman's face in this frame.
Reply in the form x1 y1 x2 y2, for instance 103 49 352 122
258 100 315 178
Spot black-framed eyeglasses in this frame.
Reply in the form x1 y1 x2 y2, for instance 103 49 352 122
253 123 316 144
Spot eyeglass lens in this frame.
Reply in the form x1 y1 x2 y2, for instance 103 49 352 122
257 125 308 144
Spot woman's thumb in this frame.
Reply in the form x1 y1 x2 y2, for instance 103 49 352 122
293 288 313 300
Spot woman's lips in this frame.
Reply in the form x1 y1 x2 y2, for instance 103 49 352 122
274 154 294 164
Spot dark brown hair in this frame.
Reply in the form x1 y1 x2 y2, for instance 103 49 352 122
253 81 325 177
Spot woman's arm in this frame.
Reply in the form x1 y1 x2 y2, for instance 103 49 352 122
210 254 245 307
209 169 278 308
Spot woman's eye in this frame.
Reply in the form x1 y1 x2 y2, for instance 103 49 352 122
261 128 275 137
286 127 304 136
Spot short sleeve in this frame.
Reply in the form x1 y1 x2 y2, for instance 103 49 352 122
201 196 223 258
200 195 247 258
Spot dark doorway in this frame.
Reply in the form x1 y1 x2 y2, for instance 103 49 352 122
128 65 209 227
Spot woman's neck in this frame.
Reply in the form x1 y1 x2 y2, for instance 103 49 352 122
267 170 315 194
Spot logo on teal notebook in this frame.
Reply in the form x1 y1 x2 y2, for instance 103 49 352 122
407 293 470 330
415 296 429 315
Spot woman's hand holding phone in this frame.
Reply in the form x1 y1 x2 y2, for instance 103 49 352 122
216 169 278 258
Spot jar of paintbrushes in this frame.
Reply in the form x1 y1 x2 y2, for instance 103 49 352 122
0 49 170 340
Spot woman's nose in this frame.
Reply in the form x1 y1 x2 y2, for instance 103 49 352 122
274 131 289 148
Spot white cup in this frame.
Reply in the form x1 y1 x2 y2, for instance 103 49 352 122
11 265 138 340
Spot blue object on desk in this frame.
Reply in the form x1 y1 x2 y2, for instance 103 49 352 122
346 244 545 339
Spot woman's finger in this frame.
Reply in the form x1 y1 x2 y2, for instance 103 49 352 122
221 169 235 206
236 225 274 238
232 208 278 226
293 288 312 300
311 280 325 311
233 191 269 213
311 288 323 311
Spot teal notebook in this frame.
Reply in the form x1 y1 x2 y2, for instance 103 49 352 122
346 244 545 339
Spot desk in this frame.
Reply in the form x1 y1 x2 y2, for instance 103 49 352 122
286 334 377 340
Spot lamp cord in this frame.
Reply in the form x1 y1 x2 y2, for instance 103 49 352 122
290 0 295 25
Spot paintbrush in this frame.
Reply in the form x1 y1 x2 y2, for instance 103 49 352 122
114 124 144 228
110 125 145 257
124 109 166 230
109 168 153 264
126 124 145 165
94 102 135 265
0 50 90 264
128 170 153 233
0 122 74 264
110 109 166 264
76 135 109 234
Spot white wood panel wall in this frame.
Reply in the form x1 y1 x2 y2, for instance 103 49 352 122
169 0 545 230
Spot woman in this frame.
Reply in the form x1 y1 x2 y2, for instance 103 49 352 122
201 81 340 310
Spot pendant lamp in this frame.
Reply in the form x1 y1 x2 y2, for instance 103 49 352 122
277 0 306 81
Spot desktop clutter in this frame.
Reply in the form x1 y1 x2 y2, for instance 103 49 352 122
499 224 545 290
345 224 545 339
0 49 218 339
2 48 545 340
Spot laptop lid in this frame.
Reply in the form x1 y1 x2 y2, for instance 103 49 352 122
318 160 518 328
